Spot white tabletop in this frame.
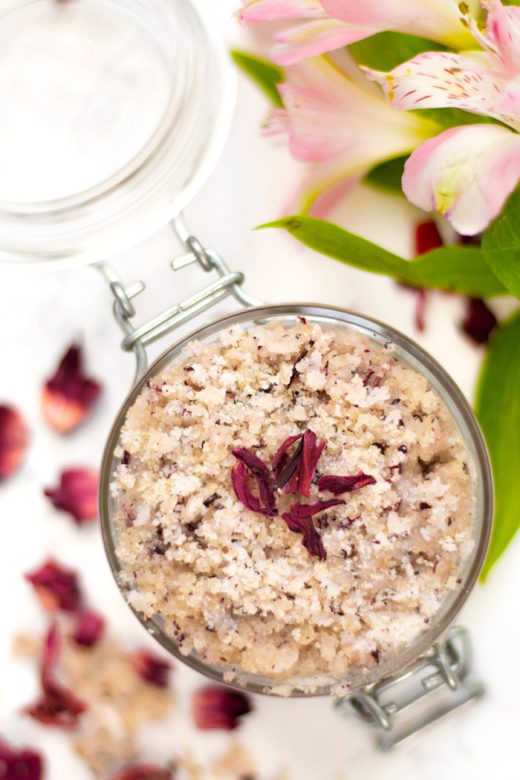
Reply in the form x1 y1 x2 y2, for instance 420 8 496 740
0 2 519 778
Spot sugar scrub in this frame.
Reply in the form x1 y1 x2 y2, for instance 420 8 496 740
111 320 474 684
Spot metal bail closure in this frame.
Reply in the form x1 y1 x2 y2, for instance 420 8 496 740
335 626 485 750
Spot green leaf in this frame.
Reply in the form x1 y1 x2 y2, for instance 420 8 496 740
257 215 507 296
349 31 445 71
365 157 407 193
482 187 520 300
230 50 284 108
476 310 520 580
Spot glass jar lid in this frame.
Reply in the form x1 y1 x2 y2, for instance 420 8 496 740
0 0 235 266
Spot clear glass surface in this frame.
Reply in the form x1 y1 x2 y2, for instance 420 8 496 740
0 0 235 266
100 304 494 697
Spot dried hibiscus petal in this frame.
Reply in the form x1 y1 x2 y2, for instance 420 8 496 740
461 298 498 345
192 685 251 730
0 404 29 481
25 559 82 612
130 649 172 688
25 622 87 729
44 467 98 524
0 735 44 780
231 449 277 516
318 473 376 496
73 610 105 648
282 500 344 560
109 765 173 780
42 344 101 434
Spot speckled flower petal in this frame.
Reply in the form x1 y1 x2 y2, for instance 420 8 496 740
44 467 99 524
402 124 520 234
25 559 82 612
192 686 252 730
42 344 101 434
0 404 29 480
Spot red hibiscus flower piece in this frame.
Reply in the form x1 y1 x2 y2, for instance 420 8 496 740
130 649 172 689
73 610 105 648
231 449 277 516
318 473 376 496
461 298 498 345
192 685 251 731
42 344 101 434
109 765 173 780
25 558 82 612
0 404 29 480
0 736 44 780
44 467 99 524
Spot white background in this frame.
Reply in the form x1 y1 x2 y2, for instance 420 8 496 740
0 1 519 778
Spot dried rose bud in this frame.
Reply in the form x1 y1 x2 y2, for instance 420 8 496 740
0 735 44 780
109 765 173 780
73 610 105 648
44 467 98 524
25 559 82 612
461 298 498 345
130 649 172 688
42 344 101 434
0 404 29 480
25 622 87 729
192 685 251 731
318 473 376 496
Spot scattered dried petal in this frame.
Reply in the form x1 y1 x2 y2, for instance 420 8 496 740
44 467 99 524
129 649 172 689
0 404 29 480
318 473 376 496
73 610 105 648
0 735 44 780
461 298 498 345
42 344 101 434
192 686 251 731
25 559 82 612
109 765 173 780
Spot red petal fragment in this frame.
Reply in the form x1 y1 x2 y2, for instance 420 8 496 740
25 622 87 730
0 736 44 780
109 765 173 780
0 404 29 480
414 220 443 255
73 610 105 648
192 685 252 731
44 467 99 524
318 473 376 496
42 344 101 434
25 558 82 612
130 649 172 689
461 298 498 345
232 448 277 515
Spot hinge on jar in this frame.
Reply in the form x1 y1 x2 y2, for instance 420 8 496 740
96 214 261 381
335 626 484 751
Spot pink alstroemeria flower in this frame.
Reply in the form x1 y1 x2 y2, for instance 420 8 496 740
239 0 479 65
366 0 520 234
272 54 438 213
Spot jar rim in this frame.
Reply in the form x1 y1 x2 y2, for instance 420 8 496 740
100 303 494 697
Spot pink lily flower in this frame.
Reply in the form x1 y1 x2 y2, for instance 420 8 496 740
365 0 520 234
271 54 438 213
239 0 479 65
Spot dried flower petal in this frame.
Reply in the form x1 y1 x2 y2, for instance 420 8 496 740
318 473 376 495
461 298 498 345
44 467 99 524
73 610 105 648
282 499 344 561
0 735 44 780
25 559 82 612
109 765 173 780
0 404 29 480
42 344 101 434
129 649 172 688
192 686 251 731
25 622 88 729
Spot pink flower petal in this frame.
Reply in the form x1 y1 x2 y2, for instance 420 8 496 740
192 686 252 730
0 735 44 780
130 649 172 689
0 404 29 480
25 559 82 612
461 298 498 344
109 765 173 780
42 344 101 434
72 610 105 648
44 467 99 525
402 124 520 235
